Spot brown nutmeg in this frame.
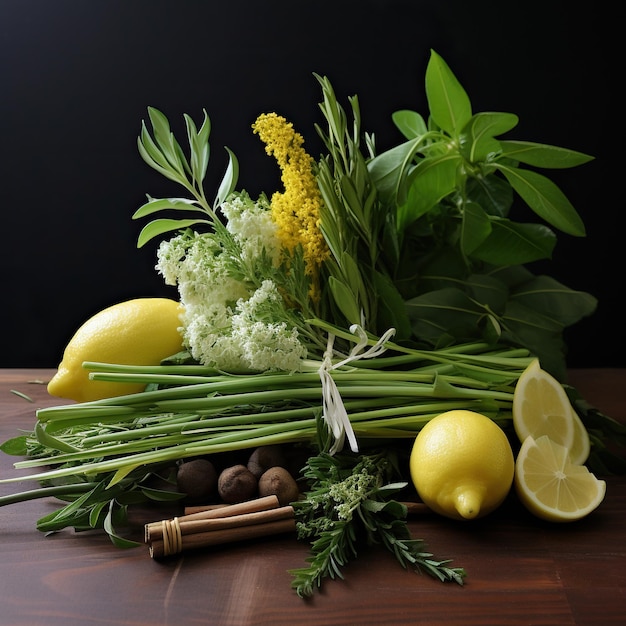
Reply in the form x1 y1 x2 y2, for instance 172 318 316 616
258 466 300 506
218 464 258 503
176 458 218 503
247 445 288 479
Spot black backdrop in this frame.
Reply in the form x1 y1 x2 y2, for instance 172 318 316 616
2 0 622 368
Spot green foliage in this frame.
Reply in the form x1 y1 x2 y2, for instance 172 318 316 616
362 49 596 378
290 442 465 597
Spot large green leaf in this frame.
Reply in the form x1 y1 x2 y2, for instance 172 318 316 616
499 140 594 168
509 274 598 326
406 288 485 345
496 164 586 236
368 137 423 206
398 153 460 230
425 50 472 136
470 218 556 265
460 201 491 255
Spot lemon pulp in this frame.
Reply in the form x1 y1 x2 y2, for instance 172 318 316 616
514 435 605 522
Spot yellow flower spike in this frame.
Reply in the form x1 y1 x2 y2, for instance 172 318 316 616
252 113 329 299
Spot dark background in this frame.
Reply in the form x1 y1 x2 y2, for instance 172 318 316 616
1 0 622 368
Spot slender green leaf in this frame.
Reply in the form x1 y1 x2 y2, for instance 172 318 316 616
499 140 594 168
214 147 239 207
496 164 586 236
185 110 211 184
132 197 205 220
136 218 210 248
328 276 361 325
147 107 186 174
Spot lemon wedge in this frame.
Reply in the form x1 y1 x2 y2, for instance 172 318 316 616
514 434 606 522
513 358 590 464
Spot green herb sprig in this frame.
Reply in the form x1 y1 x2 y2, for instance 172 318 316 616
290 442 465 598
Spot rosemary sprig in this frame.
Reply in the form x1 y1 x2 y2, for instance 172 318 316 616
289 439 465 598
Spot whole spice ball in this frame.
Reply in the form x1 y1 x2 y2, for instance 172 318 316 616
218 464 258 503
258 466 300 506
247 445 288 479
176 458 218 503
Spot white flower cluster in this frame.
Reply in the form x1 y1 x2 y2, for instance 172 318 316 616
155 192 307 372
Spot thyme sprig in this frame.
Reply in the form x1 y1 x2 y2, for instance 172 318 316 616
290 441 465 598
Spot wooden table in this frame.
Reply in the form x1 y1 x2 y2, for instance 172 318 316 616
1 369 624 625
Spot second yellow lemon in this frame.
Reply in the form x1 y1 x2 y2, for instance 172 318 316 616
409 410 515 520
47 297 184 402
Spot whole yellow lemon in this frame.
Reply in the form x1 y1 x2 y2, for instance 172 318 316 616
409 409 515 520
47 298 184 402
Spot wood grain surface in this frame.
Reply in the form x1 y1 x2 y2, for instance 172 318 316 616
1 368 624 626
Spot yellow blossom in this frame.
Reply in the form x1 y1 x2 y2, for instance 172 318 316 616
252 113 329 291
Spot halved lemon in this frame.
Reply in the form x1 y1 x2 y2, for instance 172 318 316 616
513 358 590 464
514 435 606 522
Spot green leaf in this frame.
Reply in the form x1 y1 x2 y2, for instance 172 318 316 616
406 288 485 345
368 137 423 206
104 502 142 548
132 197 205 220
470 218 557 265
185 109 211 184
460 112 518 162
35 422 79 453
425 49 472 136
136 218 210 248
391 110 428 140
147 107 186 174
0 435 28 456
141 486 186 502
328 276 361 325
371 270 412 340
496 164 586 236
460 201 492 255
466 175 513 218
398 153 460 230
214 147 239 207
499 140 594 168
509 274 598 327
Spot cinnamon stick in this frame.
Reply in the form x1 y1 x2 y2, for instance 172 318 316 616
148 517 296 559
146 504 294 543
144 494 297 559
145 494 280 543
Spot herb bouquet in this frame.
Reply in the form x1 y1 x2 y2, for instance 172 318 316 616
1 50 618 597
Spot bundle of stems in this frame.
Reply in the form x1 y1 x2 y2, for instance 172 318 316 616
4 337 533 488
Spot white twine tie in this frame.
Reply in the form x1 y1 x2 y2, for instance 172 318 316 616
318 324 396 454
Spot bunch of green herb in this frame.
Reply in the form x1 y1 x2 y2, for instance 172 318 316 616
290 430 465 598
